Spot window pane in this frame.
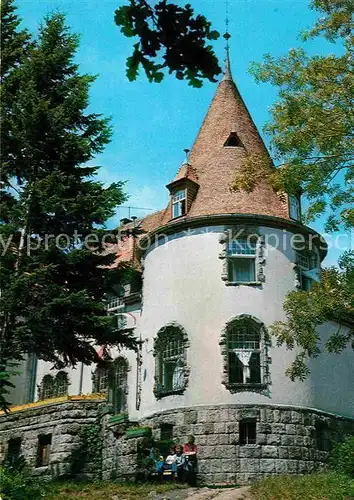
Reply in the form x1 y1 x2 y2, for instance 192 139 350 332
300 273 313 291
173 190 186 202
228 352 243 383
249 353 261 383
164 361 176 390
239 421 257 445
160 424 174 441
156 327 186 394
228 322 260 350
230 258 256 283
289 195 300 220
296 251 309 270
228 239 256 256
7 438 21 465
173 201 181 218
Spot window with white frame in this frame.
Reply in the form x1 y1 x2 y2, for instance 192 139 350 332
154 325 189 398
289 194 301 221
227 238 257 283
172 189 186 218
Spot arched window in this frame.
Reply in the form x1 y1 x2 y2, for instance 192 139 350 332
109 357 128 414
92 365 109 394
38 372 69 400
220 315 270 393
55 371 69 397
154 324 189 398
38 374 55 400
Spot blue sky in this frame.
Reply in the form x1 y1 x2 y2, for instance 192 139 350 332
17 0 351 266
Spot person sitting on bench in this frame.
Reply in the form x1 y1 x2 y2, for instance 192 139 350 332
164 445 177 474
150 447 164 474
175 444 185 481
183 435 198 485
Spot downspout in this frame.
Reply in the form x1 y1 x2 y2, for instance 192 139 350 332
78 362 84 395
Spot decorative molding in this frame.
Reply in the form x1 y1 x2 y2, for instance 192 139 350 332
219 314 271 396
153 322 190 399
139 213 327 262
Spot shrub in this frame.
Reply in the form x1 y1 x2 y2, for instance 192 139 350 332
328 434 354 477
0 463 45 499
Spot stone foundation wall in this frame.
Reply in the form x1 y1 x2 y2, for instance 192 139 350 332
1 402 353 484
140 404 354 484
0 400 104 478
101 416 140 481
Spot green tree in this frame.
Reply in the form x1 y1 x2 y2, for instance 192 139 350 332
0 8 135 411
114 0 221 87
233 0 354 378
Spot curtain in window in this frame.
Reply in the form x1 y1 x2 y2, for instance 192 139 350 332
227 319 261 385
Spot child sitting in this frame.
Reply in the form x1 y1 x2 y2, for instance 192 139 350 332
174 444 185 481
149 447 164 474
164 446 177 475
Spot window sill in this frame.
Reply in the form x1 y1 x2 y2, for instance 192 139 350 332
225 281 262 287
223 382 268 394
34 465 50 472
154 387 186 399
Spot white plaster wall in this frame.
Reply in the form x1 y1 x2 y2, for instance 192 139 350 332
308 321 354 418
33 305 141 416
138 225 353 419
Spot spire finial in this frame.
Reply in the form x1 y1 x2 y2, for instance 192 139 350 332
223 0 232 81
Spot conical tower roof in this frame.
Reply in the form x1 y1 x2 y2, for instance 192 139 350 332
166 54 289 221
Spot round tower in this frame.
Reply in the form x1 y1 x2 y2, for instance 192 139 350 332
131 55 353 483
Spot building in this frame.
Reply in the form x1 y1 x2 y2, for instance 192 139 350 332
1 53 353 484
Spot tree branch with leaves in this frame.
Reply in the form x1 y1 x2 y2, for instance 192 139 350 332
114 0 221 87
234 0 354 379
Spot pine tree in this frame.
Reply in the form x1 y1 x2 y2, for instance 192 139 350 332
0 10 135 410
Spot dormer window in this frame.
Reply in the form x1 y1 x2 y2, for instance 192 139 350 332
172 189 186 218
289 194 301 221
224 132 243 147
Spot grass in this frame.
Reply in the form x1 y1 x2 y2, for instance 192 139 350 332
250 472 354 500
45 481 188 500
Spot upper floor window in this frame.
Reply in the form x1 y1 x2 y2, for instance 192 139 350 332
219 229 266 286
289 194 301 221
295 249 320 291
154 324 189 398
227 238 257 283
220 315 270 393
172 189 186 218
